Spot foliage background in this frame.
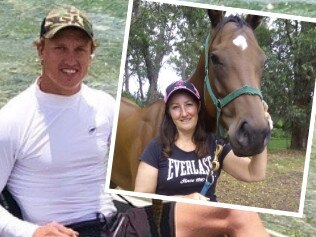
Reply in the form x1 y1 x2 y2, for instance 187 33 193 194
182 0 316 18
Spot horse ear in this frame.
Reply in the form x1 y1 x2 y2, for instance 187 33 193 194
207 10 224 29
245 15 263 30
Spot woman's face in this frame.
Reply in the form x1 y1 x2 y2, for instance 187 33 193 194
168 92 200 135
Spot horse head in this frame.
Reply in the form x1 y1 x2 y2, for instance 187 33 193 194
191 10 271 157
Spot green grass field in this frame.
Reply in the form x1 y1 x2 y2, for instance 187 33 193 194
268 137 290 151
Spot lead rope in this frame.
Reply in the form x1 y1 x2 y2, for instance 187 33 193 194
200 144 223 196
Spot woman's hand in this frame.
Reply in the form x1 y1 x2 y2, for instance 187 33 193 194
33 222 79 237
263 100 273 130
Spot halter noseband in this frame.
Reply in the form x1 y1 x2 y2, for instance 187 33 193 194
203 33 263 136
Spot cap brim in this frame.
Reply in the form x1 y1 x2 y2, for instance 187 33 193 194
165 87 200 103
43 24 93 39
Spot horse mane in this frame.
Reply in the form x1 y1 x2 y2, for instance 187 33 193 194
121 97 139 106
217 15 247 30
211 15 250 43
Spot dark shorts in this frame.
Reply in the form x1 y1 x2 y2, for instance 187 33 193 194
66 202 175 237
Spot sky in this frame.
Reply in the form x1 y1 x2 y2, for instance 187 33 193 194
129 57 181 97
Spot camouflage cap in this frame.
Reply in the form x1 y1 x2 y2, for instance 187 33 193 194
40 5 93 39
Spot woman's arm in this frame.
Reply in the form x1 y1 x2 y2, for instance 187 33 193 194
222 147 267 182
134 161 158 193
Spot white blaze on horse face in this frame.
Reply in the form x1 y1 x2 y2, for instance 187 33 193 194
233 35 248 51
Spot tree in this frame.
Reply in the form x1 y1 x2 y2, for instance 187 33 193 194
125 0 178 103
125 2 210 104
257 18 315 149
290 21 316 149
168 8 209 80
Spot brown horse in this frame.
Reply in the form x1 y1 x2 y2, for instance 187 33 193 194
190 10 270 157
111 10 270 190
111 97 165 190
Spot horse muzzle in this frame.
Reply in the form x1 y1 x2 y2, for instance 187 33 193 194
229 118 271 157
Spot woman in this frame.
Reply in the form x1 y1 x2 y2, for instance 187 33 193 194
135 80 271 201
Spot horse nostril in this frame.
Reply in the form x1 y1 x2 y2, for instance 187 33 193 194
235 119 271 155
229 118 271 156
236 121 250 147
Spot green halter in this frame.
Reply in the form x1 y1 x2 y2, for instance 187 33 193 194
203 33 263 136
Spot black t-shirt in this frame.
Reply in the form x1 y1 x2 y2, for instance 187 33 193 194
140 134 231 201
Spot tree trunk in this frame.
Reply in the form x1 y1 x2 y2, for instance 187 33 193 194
124 59 130 93
147 78 159 103
290 121 308 150
288 20 313 150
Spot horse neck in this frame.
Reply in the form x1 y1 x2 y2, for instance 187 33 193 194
144 99 165 136
189 51 217 133
189 52 205 97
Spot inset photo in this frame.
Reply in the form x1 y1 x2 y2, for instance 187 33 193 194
107 0 315 217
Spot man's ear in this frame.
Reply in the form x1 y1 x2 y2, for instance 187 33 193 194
36 39 45 60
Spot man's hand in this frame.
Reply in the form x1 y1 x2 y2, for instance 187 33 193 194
33 222 79 237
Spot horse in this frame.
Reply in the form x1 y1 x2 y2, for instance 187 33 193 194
111 10 270 191
111 97 165 190
190 10 270 157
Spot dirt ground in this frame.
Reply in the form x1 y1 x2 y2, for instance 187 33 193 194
216 149 306 212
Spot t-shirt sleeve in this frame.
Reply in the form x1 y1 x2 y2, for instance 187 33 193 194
101 91 115 146
139 139 161 169
0 101 39 237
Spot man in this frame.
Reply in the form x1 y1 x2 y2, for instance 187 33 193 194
0 5 269 237
0 5 177 237
0 5 117 237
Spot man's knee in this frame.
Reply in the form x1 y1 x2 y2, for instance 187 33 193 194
225 209 266 235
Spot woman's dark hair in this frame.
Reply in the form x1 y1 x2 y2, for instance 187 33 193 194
159 91 208 158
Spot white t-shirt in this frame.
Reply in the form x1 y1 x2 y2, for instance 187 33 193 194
0 82 117 237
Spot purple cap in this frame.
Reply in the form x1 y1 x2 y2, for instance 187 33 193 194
164 80 201 103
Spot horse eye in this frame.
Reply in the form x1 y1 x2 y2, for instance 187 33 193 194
210 53 222 65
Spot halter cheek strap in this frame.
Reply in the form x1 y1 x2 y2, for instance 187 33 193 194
203 33 263 136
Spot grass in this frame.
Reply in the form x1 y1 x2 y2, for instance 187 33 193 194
268 137 290 151
260 144 316 236
0 0 127 107
216 148 305 212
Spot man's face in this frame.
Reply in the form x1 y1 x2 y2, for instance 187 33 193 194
38 27 93 95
